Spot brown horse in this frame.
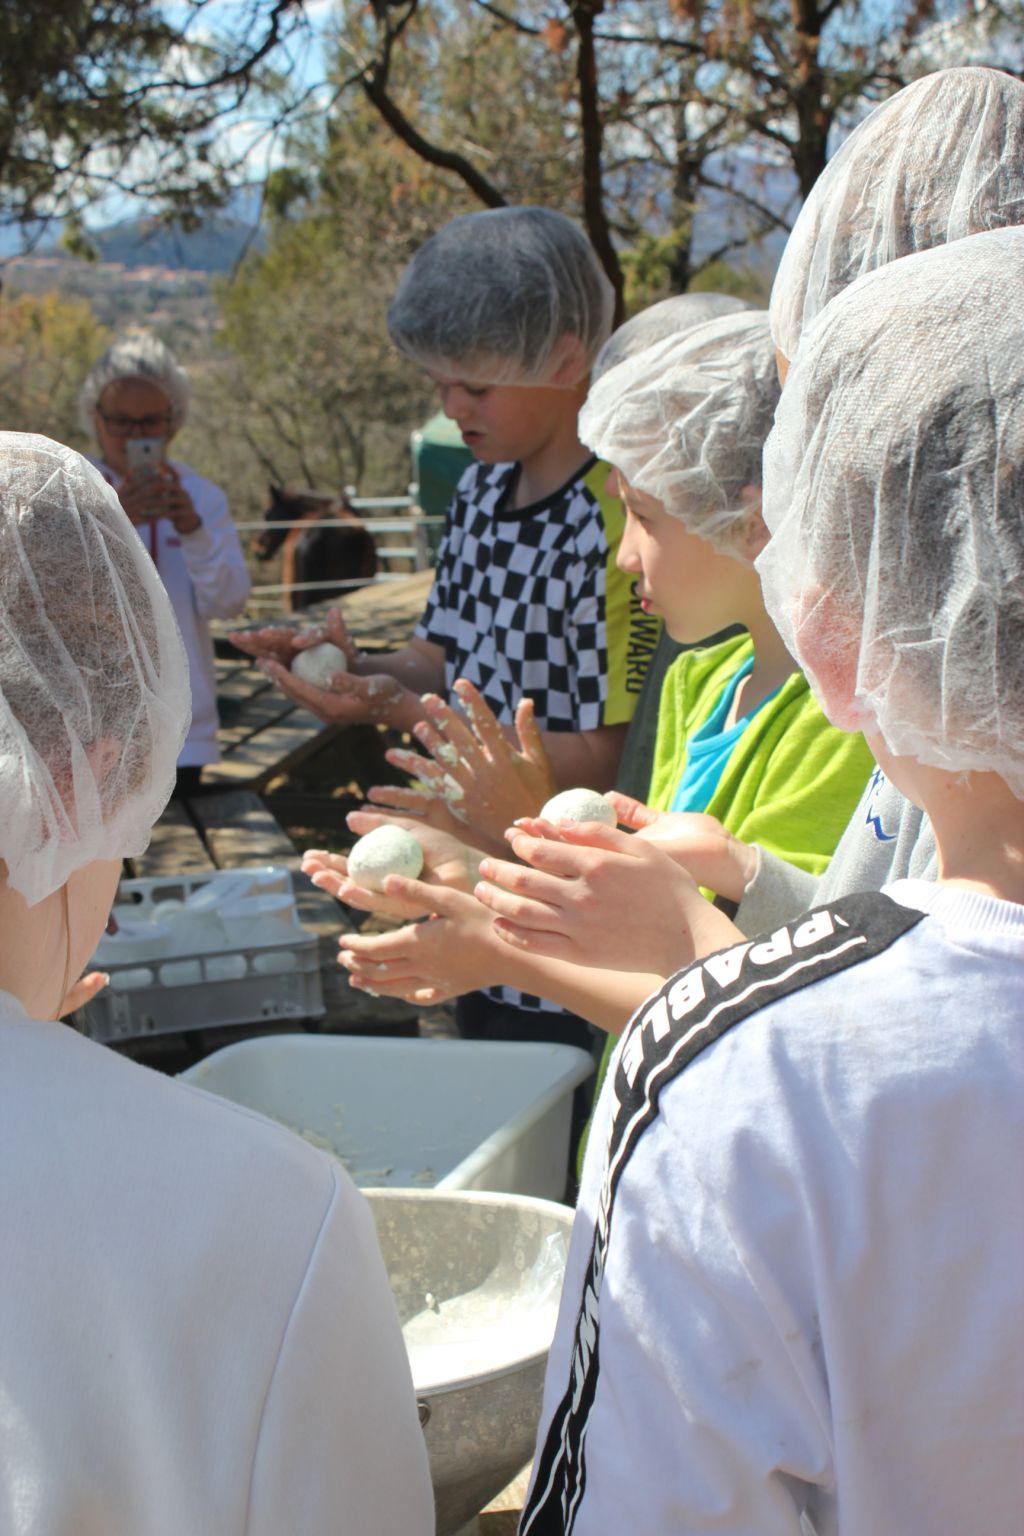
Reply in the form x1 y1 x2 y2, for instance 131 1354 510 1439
252 486 378 612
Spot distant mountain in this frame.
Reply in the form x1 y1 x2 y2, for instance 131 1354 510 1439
0 186 267 271
0 218 62 260
91 212 265 273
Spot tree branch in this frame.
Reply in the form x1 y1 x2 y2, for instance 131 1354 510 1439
469 0 543 37
360 69 507 207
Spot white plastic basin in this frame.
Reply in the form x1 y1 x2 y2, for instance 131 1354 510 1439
180 1034 594 1201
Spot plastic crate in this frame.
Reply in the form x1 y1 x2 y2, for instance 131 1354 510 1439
82 867 324 1044
180 1034 595 1200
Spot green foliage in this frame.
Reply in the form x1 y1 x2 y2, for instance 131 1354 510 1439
203 1 590 509
0 289 109 447
198 216 433 504
620 228 694 311
689 259 770 305
0 0 308 237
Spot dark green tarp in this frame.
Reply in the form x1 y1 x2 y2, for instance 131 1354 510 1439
411 412 474 554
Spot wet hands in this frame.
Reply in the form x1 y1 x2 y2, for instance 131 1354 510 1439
378 679 557 849
336 883 506 1006
612 794 758 901
228 605 355 669
474 796 741 976
227 607 408 726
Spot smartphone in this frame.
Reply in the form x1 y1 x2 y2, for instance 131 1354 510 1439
124 437 166 476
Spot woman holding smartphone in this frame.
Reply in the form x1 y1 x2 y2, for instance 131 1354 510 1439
80 332 251 793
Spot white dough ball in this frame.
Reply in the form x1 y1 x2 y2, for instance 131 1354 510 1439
347 825 424 891
540 788 617 826
291 642 349 688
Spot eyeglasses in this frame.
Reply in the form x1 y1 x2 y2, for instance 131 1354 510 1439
97 409 171 435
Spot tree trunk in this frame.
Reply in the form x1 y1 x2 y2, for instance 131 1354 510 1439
570 0 625 323
668 96 700 292
789 0 832 197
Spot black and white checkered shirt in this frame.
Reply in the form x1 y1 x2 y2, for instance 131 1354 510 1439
417 455 661 1013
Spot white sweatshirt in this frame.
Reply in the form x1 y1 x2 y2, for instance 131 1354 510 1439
90 458 251 765
524 880 1024 1536
0 997 435 1535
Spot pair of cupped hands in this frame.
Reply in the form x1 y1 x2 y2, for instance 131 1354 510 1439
229 608 753 1007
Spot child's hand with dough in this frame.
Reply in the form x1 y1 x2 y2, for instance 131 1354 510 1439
302 812 484 923
474 807 741 976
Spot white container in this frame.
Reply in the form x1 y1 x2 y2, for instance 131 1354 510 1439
179 1035 594 1201
82 866 323 1044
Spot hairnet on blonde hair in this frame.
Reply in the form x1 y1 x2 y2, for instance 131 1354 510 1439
0 434 190 904
579 310 779 554
387 206 615 387
592 292 751 382
770 67 1024 363
758 228 1024 796
79 332 191 436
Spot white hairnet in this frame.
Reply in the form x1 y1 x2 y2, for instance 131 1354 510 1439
79 332 191 436
770 67 1024 363
0 434 190 905
387 206 615 387
579 310 779 553
592 292 752 382
758 228 1024 797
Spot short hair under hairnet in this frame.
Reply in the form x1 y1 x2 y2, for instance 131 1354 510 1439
770 67 1024 363
79 332 191 437
579 310 779 554
0 434 190 905
387 206 615 388
592 292 752 382
758 228 1024 797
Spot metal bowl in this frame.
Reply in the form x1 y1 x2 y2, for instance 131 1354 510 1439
365 1188 574 1535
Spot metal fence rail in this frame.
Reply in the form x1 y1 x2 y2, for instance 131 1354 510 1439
233 498 444 608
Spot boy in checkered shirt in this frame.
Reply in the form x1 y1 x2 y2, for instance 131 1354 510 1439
234 205 659 1052
234 205 657 803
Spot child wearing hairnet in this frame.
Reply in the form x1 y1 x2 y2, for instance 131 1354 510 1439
233 205 660 1052
519 228 1024 1536
0 436 432 1532
309 314 872 1057
734 63 1024 927
479 64 1024 964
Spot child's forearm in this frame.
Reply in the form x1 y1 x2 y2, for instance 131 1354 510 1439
493 944 663 1035
540 723 628 792
350 639 447 731
352 637 445 692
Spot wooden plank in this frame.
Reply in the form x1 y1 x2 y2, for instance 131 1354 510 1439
215 666 272 706
130 799 216 877
202 714 343 790
217 692 296 749
477 1465 533 1534
191 788 298 865
342 568 434 649
214 654 256 682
